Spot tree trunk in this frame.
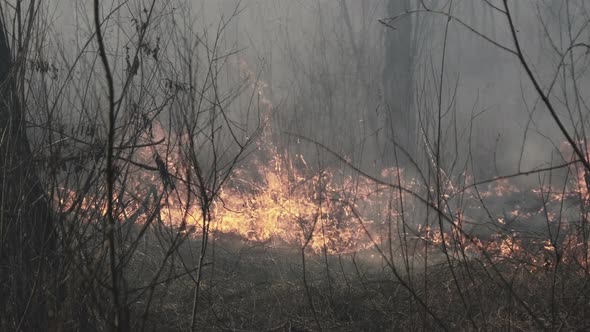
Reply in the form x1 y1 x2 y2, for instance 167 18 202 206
382 0 418 162
0 16 56 331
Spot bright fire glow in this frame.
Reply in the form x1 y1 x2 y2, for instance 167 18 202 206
53 61 590 268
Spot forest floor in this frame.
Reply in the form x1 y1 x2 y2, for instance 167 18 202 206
123 230 590 331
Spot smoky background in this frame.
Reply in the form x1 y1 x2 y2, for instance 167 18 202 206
40 0 588 178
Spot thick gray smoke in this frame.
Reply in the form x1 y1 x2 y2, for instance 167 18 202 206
47 1 586 177
184 1 585 180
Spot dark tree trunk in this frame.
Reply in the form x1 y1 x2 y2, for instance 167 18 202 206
0 16 56 331
382 0 418 162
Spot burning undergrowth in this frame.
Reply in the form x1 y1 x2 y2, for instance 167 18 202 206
48 55 590 281
53 116 590 273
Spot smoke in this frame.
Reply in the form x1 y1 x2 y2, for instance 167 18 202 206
191 0 586 181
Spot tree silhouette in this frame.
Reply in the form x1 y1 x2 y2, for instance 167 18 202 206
0 5 57 329
382 0 420 158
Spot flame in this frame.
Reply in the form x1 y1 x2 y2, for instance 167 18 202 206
52 60 590 269
54 129 590 266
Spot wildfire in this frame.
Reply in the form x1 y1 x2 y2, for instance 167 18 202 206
52 61 590 268
53 131 590 263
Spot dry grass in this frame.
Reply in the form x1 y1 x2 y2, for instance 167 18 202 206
100 228 590 331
